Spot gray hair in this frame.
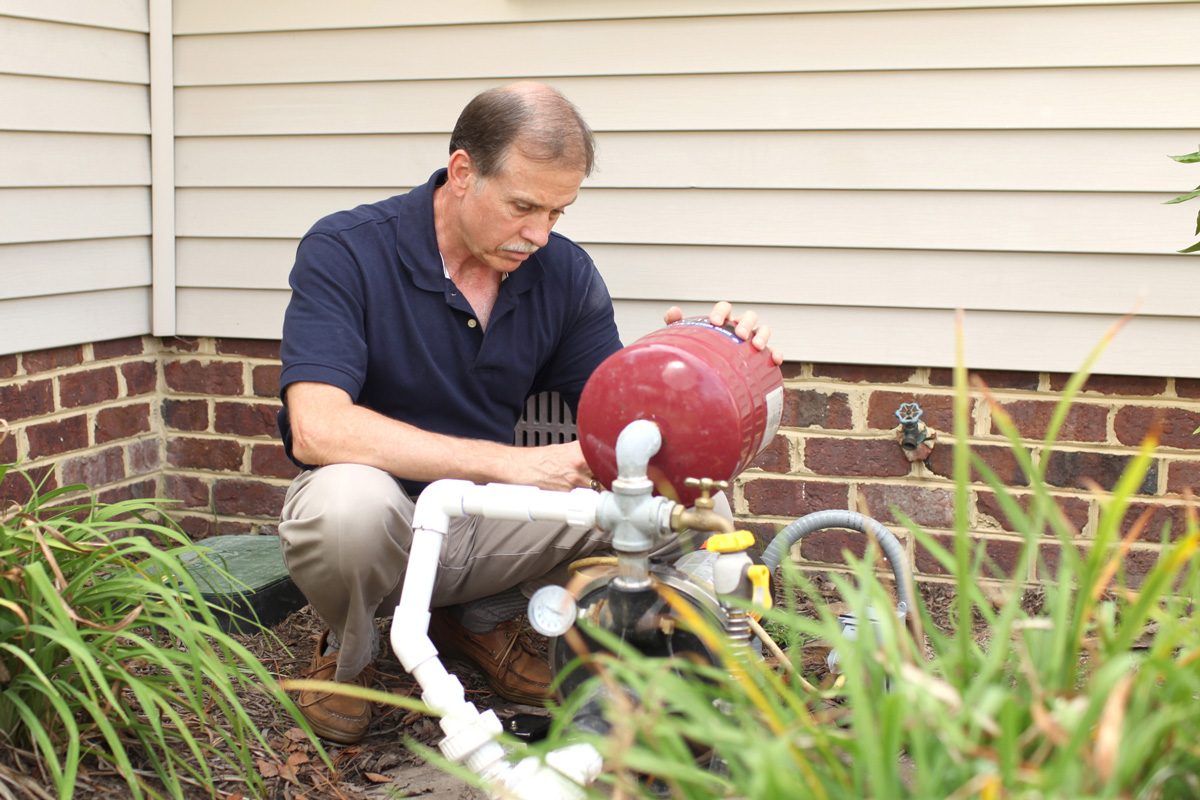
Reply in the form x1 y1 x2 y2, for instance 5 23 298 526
448 82 595 178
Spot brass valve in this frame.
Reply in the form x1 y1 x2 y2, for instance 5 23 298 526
670 477 734 534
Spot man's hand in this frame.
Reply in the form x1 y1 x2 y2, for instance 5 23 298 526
664 301 783 365
509 441 594 492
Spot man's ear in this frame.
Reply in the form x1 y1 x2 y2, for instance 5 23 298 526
446 149 476 195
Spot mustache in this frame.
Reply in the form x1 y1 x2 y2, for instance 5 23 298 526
499 242 540 255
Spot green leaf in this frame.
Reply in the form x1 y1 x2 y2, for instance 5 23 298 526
1169 149 1200 163
1179 240 1200 253
1164 186 1200 205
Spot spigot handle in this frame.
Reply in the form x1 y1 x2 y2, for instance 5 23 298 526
683 477 729 510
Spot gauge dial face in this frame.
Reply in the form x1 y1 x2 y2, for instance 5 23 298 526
527 585 578 637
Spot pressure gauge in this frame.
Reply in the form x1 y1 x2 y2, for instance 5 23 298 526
527 585 578 637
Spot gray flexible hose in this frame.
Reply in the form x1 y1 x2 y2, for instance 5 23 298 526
760 509 912 612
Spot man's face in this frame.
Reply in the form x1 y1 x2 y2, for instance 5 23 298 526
456 148 585 274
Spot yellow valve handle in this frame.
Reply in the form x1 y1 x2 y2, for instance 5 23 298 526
704 529 755 553
747 564 772 611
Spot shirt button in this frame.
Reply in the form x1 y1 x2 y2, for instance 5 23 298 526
467 319 477 328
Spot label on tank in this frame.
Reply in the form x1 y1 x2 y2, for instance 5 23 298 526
761 385 784 450
670 318 743 344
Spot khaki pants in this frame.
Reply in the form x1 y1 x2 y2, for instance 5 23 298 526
279 464 728 681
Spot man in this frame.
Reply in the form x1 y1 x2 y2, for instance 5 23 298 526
277 82 779 744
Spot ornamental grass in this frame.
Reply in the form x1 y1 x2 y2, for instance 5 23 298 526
0 456 325 799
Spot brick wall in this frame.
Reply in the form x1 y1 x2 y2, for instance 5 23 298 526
0 337 160 509
3 338 1198 588
159 338 297 539
738 364 1200 588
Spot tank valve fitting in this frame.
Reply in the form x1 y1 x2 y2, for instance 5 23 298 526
671 478 734 534
704 529 772 647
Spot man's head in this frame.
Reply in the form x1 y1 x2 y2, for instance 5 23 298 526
449 82 595 179
438 83 595 274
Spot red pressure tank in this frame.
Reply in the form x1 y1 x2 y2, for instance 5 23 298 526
576 317 784 507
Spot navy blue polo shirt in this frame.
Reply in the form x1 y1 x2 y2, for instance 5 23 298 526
278 169 623 496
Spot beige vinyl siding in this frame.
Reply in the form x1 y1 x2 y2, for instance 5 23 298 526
171 1 1200 377
0 5 151 356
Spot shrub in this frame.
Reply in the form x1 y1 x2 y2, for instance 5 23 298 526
0 462 321 799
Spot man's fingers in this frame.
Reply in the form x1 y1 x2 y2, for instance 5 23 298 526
708 301 733 326
752 323 770 349
735 310 759 341
663 305 684 325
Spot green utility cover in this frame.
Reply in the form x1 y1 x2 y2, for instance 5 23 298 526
180 534 307 633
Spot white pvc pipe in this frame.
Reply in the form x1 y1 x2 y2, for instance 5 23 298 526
389 479 605 800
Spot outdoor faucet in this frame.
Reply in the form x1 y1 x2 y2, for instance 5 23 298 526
671 478 735 534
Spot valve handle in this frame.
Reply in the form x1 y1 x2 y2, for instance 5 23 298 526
747 564 773 611
684 477 729 510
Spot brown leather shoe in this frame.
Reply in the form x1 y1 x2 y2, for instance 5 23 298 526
429 609 552 706
295 630 372 744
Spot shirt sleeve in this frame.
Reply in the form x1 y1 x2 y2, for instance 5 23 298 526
532 250 624 414
279 231 370 402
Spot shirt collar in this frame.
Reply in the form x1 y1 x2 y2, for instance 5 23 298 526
395 168 542 296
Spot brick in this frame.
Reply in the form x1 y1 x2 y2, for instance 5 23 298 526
61 446 126 487
127 438 160 474
252 364 282 398
0 465 56 508
59 367 120 409
977 491 1090 536
92 337 145 360
926 443 1030 486
801 528 871 564
23 345 83 374
929 368 1040 391
1037 542 1088 581
811 364 916 384
162 337 201 354
1178 379 1200 399
163 360 243 395
1119 502 1193 543
779 363 805 380
26 415 88 458
992 400 1107 443
781 389 852 429
164 474 211 509
1122 549 1171 589
213 478 287 517
1048 374 1168 396
805 438 912 478
163 399 209 432
0 379 54 421
1114 406 1200 450
214 401 279 438
0 355 17 379
167 437 243 471
1042 451 1157 495
742 478 848 517
1 429 16 463
97 478 157 505
121 360 158 396
914 533 1025 579
747 435 790 473
1166 461 1200 495
216 339 280 359
251 444 301 480
859 484 955 529
96 403 151 443
867 391 958 433
176 515 214 540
